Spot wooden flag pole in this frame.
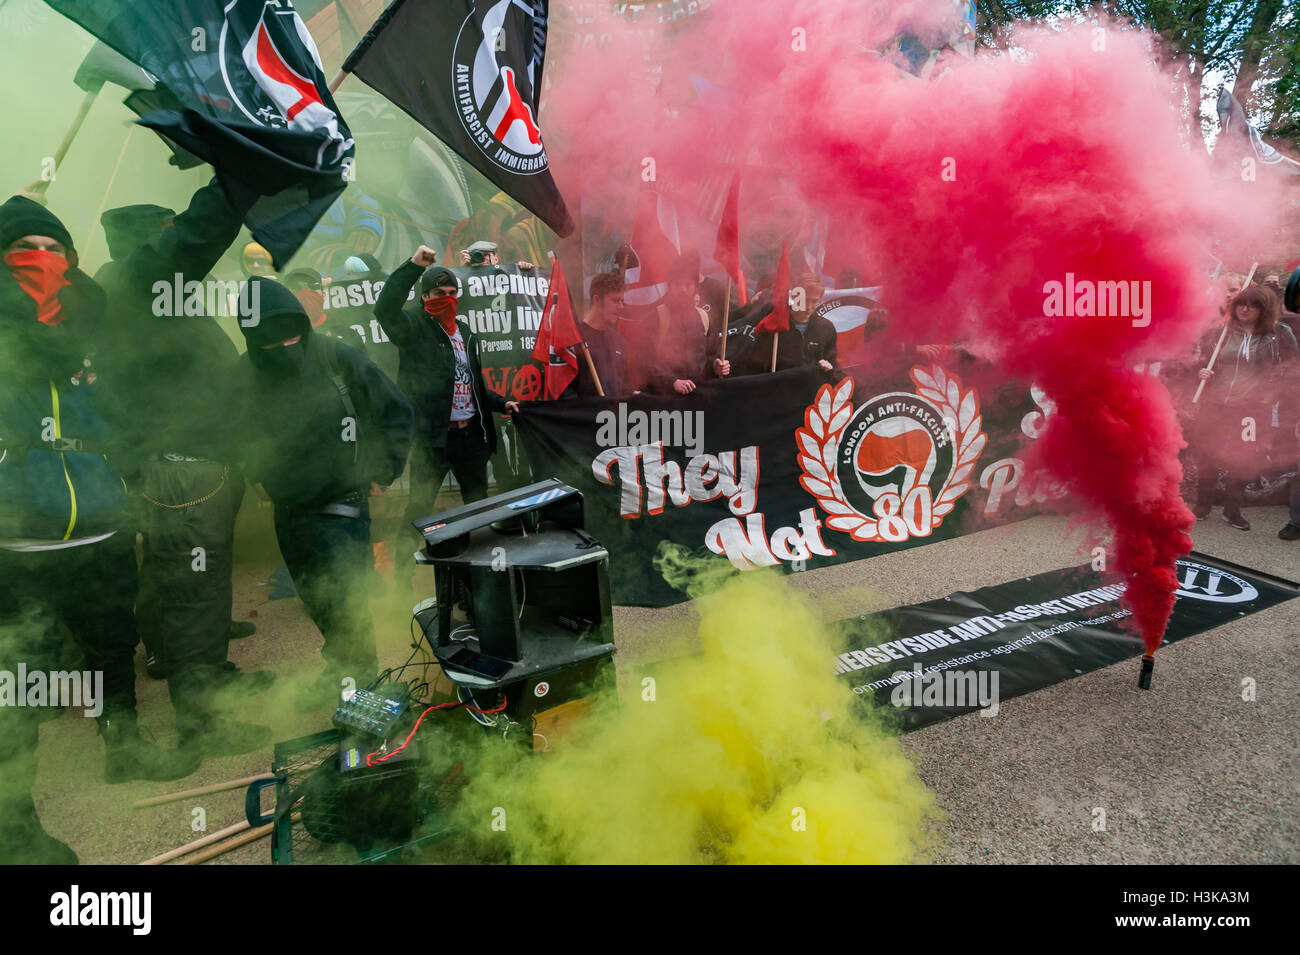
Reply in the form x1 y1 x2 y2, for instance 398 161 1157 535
328 69 348 94
720 276 732 361
140 820 251 865
581 342 604 397
770 331 779 373
1193 261 1258 404
132 774 270 810
88 125 135 248
28 86 101 197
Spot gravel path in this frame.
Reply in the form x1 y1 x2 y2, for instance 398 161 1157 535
31 502 1298 865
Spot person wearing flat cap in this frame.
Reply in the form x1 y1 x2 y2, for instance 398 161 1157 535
373 244 520 555
239 276 413 708
0 194 201 864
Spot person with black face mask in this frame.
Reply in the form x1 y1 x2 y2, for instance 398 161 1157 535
239 277 413 709
372 245 518 560
94 182 274 758
0 195 200 864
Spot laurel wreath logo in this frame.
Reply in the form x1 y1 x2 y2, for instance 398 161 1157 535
796 365 987 542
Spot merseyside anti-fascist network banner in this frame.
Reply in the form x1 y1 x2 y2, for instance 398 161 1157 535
515 359 1073 606
836 552 1299 730
322 265 551 401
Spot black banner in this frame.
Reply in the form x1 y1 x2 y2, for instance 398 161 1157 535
516 359 1070 605
344 0 574 236
322 264 550 401
450 264 550 402
836 552 1299 730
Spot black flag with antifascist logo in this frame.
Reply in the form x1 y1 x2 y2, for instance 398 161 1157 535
343 0 573 237
45 0 355 268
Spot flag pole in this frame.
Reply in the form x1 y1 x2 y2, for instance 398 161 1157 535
29 85 102 198
770 331 779 373
720 275 732 361
1193 261 1258 404
88 125 135 250
328 69 348 94
581 342 604 397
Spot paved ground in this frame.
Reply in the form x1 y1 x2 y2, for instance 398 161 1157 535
31 493 1299 865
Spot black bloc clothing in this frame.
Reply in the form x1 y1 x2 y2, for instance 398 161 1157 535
372 260 510 451
407 417 492 531
134 458 239 680
240 333 413 511
572 321 629 398
273 495 377 679
740 313 840 375
372 259 511 532
0 533 141 822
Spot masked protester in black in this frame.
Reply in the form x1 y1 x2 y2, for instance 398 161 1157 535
94 184 273 757
238 277 413 708
0 196 201 864
372 246 519 557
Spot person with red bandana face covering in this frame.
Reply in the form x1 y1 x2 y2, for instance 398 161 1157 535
0 195 201 865
373 245 519 562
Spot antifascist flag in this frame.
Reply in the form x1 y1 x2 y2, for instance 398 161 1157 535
713 171 747 305
45 0 355 268
74 40 154 93
343 0 573 237
531 257 582 398
756 242 791 334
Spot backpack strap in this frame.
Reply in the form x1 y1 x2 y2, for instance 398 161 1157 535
320 342 359 464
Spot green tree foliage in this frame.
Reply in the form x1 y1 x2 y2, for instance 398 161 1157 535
975 2 1299 151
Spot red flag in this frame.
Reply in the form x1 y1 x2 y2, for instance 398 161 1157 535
714 171 748 305
756 242 791 334
531 257 583 399
623 184 681 309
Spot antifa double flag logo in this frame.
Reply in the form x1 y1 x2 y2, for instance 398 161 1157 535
451 0 548 174
345 0 573 236
45 0 355 267
227 2 340 141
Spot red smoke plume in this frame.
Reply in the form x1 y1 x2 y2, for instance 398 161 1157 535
542 0 1286 655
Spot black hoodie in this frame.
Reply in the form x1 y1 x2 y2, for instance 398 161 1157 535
239 277 413 509
93 182 245 472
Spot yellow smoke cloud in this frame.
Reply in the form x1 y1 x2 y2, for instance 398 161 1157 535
451 556 938 864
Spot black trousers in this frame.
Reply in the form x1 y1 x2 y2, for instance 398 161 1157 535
135 459 238 694
0 533 139 812
405 417 491 532
273 497 377 679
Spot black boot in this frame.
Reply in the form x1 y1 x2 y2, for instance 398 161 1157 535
177 711 273 758
171 670 273 758
213 661 277 697
0 796 78 865
99 708 201 784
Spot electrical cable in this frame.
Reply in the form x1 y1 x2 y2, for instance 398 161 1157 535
367 693 507 766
